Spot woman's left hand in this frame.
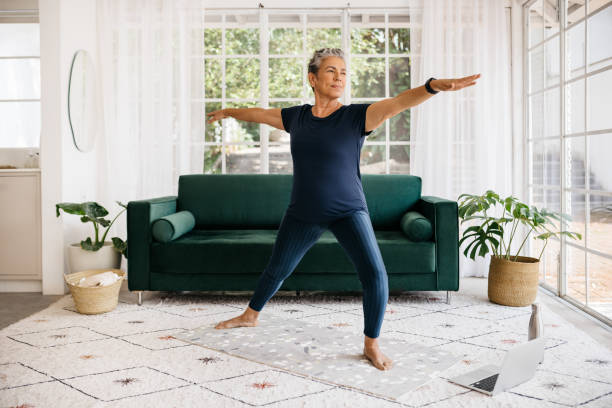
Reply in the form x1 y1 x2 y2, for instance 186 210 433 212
432 74 481 92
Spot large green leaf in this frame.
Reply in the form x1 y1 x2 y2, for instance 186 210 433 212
112 237 128 259
56 202 108 218
80 237 104 251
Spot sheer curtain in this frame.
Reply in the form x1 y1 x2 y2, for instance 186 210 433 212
409 0 513 277
95 0 205 203
95 0 205 269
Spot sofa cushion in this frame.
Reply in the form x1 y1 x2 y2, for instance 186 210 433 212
150 229 435 275
399 211 433 242
151 210 196 242
177 174 422 230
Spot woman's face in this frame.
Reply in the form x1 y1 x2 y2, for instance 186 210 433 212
310 56 346 98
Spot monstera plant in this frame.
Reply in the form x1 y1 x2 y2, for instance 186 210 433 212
457 190 582 306
56 201 128 273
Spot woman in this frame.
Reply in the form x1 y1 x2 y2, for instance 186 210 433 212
206 48 480 371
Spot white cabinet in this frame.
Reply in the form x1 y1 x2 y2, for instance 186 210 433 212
0 169 41 280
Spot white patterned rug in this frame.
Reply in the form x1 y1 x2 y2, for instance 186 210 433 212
1 281 612 407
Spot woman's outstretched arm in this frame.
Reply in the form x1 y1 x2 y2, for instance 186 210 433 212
207 107 284 131
364 74 481 133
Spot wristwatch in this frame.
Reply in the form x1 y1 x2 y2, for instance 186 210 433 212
425 77 439 94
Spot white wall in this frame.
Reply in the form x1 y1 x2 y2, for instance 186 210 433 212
39 0 62 294
40 0 100 295
59 0 100 274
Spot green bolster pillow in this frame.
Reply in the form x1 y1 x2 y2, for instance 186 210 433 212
400 211 433 242
151 210 196 243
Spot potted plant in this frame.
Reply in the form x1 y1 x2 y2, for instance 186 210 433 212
457 190 582 307
56 201 128 273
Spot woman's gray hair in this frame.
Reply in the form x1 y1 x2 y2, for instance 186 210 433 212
307 48 345 92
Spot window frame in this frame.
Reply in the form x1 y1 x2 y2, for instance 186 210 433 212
201 8 414 175
523 0 612 327
0 10 40 148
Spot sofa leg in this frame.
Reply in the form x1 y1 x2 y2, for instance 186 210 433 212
296 290 301 297
446 291 451 305
136 291 143 306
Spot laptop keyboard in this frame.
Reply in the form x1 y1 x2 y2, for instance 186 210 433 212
470 373 499 392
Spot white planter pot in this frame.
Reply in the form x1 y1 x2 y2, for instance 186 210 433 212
67 241 121 273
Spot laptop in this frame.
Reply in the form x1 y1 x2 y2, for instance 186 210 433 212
447 337 545 396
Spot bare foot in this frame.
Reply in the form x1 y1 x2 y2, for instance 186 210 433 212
364 345 393 371
214 313 258 329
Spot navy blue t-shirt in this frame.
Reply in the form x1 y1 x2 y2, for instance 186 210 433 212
280 103 373 223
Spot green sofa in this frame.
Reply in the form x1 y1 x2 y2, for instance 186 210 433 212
127 174 459 305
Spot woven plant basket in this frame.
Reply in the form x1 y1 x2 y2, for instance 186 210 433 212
488 255 540 307
64 268 125 314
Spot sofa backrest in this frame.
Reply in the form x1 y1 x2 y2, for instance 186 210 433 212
362 174 422 229
178 174 421 230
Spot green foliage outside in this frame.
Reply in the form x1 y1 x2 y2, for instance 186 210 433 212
203 25 412 174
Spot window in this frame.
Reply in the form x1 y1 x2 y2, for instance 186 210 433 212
202 9 413 175
524 0 612 325
0 7 40 148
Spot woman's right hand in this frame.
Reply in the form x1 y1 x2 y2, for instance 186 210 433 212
206 109 230 124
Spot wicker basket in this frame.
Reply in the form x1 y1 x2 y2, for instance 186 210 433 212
488 255 540 307
64 268 125 314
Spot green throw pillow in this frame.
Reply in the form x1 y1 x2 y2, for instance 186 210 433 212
399 211 433 242
152 210 196 243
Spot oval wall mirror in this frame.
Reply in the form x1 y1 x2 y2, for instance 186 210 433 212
68 49 100 153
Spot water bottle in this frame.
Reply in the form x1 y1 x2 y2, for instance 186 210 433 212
528 303 544 364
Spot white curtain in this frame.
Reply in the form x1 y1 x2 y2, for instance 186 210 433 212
409 0 513 277
95 0 205 203
95 0 205 270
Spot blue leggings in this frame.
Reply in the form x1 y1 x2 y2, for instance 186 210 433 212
248 209 389 339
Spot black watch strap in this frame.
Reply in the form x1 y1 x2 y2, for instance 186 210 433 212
425 77 439 94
